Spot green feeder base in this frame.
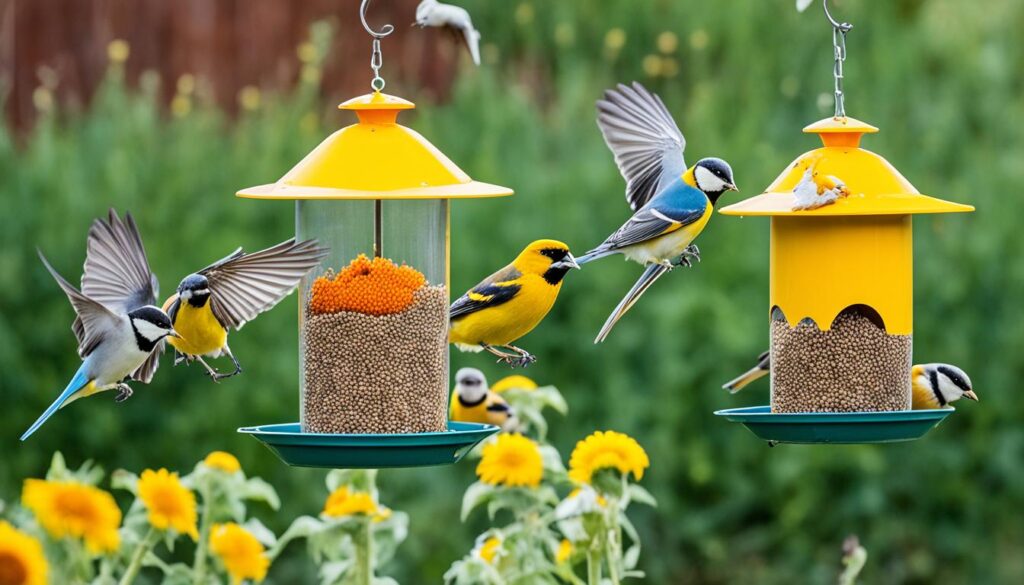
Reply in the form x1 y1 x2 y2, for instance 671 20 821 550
238 422 499 469
714 406 955 445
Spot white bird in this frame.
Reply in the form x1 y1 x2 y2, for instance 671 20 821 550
22 210 179 440
791 165 850 211
415 0 481 66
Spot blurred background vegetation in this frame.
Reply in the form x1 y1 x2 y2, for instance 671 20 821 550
2 0 1023 582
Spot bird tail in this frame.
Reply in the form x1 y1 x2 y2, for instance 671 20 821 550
594 263 670 343
576 248 615 266
722 366 769 394
21 363 92 441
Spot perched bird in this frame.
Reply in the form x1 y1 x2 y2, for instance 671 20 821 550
723 353 979 409
791 163 850 211
415 0 481 66
722 350 770 393
912 363 978 409
579 82 737 343
162 239 328 381
22 210 179 441
450 239 580 367
450 367 520 432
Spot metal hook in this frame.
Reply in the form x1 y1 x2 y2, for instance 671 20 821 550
823 0 853 33
360 0 395 39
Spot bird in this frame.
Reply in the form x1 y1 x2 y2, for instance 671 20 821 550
912 363 978 409
791 163 850 211
578 82 738 343
161 239 328 381
722 350 770 393
723 353 979 409
22 210 179 441
449 367 520 432
450 239 579 367
414 0 482 66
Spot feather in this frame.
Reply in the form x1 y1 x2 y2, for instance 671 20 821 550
594 263 670 343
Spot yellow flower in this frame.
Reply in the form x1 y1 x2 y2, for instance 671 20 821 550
22 479 121 554
107 39 130 63
604 28 627 52
476 433 543 488
657 31 678 54
0 521 48 585
322 487 384 519
491 375 537 394
555 539 573 564
568 431 650 484
138 469 199 540
210 523 270 585
204 451 242 474
642 54 663 77
476 536 501 564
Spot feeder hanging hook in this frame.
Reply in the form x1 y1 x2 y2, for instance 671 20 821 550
360 0 394 92
823 0 853 118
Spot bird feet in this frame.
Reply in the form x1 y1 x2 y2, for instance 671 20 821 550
482 344 537 369
114 383 133 403
174 351 194 367
675 244 701 268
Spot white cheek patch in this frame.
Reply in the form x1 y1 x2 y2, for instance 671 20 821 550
180 290 193 300
133 318 168 342
695 166 727 192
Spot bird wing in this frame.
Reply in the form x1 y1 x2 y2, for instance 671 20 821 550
198 238 328 331
597 82 686 211
80 209 159 314
39 250 122 358
593 195 706 254
450 265 522 320
436 4 481 65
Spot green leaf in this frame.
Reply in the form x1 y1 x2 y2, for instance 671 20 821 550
461 481 496 521
627 484 658 508
539 445 566 473
241 477 281 511
268 515 324 559
318 559 351 585
45 451 68 481
110 469 139 495
243 517 277 548
623 543 641 570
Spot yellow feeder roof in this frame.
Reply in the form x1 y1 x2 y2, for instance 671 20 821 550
237 91 514 200
719 116 974 217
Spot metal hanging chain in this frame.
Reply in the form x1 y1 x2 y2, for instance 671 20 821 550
360 0 395 92
824 0 853 118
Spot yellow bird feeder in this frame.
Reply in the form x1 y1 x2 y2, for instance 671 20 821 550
716 0 973 444
237 2 509 468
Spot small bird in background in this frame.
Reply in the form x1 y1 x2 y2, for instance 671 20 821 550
450 239 580 367
722 350 770 393
162 239 328 381
578 82 738 343
22 210 179 440
415 0 482 66
912 363 978 409
791 163 850 211
723 352 979 409
450 367 520 432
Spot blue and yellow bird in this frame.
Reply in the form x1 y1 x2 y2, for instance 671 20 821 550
577 82 737 342
450 239 579 367
162 239 328 381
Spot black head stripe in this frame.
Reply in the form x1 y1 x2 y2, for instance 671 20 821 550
458 393 487 408
540 247 568 261
937 366 971 393
486 403 511 413
928 368 947 407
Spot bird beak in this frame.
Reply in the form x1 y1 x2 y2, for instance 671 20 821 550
725 182 739 192
553 254 582 270
168 329 183 340
963 390 979 401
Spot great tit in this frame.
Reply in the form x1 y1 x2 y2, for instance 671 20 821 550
577 82 737 343
450 239 579 367
22 210 179 440
450 367 520 432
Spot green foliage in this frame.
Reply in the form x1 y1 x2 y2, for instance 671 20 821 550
2 0 1024 582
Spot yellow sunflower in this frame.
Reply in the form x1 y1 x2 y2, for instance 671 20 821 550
322 487 387 520
555 539 573 564
137 469 199 540
491 375 538 393
203 451 242 474
568 430 650 484
476 433 543 488
0 521 48 585
209 523 270 584
476 536 501 564
21 479 121 553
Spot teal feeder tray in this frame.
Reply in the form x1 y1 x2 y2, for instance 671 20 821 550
239 422 499 468
714 406 955 445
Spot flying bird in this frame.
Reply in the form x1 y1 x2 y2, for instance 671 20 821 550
450 367 520 432
450 239 579 367
22 210 179 440
415 0 482 66
578 82 737 343
723 352 979 409
162 239 328 381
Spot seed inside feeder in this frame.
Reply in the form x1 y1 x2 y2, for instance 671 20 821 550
302 255 448 434
770 307 912 413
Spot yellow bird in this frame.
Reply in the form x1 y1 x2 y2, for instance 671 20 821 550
450 367 520 432
450 239 579 367
163 238 328 381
